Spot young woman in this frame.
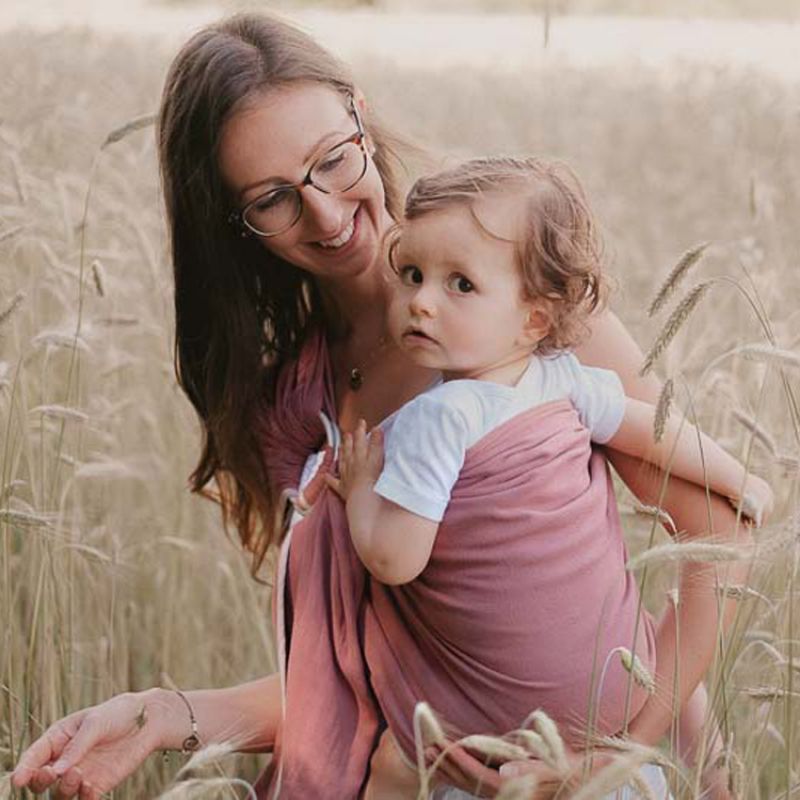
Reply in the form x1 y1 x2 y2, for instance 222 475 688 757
12 13 746 800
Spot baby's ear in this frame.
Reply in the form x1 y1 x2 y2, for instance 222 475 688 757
520 303 552 348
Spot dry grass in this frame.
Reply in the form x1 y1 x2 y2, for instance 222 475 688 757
1 20 799 799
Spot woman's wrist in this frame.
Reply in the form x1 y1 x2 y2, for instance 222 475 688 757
142 687 198 752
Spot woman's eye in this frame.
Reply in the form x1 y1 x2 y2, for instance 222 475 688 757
253 188 293 211
447 274 474 294
316 148 347 174
399 265 423 286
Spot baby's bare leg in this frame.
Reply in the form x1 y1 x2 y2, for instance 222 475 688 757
363 729 420 800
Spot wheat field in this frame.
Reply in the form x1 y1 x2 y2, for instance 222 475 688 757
1 14 799 799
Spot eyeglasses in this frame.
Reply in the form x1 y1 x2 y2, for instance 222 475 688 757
229 97 369 238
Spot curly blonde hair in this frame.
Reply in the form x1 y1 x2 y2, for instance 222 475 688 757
399 156 607 355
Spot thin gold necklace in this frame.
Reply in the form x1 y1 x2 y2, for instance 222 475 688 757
348 334 391 391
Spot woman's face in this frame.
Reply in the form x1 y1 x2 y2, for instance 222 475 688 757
218 83 392 282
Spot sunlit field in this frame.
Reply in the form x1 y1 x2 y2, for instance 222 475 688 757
1 13 799 799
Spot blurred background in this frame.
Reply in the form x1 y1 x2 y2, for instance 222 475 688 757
2 1 799 797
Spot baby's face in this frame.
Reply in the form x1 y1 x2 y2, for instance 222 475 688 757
387 199 544 382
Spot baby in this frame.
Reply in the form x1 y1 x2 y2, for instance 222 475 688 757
327 156 770 797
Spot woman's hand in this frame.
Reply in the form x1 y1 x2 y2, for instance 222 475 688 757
426 741 587 799
326 419 384 501
11 690 167 799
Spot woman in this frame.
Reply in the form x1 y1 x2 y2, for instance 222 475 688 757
12 12 742 799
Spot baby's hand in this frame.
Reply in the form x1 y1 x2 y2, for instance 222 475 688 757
326 419 384 501
730 474 774 527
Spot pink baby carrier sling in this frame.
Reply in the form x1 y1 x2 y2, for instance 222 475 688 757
255 329 656 799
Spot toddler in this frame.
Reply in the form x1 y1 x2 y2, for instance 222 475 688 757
328 157 770 798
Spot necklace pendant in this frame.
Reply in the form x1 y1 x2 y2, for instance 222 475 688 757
349 367 364 391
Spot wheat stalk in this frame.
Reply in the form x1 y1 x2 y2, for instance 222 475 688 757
653 378 674 443
494 773 540 800
737 344 800 373
731 408 777 455
91 259 105 297
0 291 24 328
626 540 751 571
570 753 649 800
619 648 656 694
527 709 569 775
29 405 89 423
0 225 25 245
641 282 711 375
647 242 710 317
101 112 157 149
31 329 89 352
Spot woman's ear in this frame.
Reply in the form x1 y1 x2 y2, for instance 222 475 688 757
520 303 552 348
352 87 377 155
353 86 368 114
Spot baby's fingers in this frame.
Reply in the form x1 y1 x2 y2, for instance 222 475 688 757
353 419 369 459
367 427 385 470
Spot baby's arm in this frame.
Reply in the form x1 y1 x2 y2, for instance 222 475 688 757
607 396 773 525
327 420 438 585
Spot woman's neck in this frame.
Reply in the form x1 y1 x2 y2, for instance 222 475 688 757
317 262 390 342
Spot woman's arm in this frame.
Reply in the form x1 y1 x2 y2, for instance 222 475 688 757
575 309 753 746
328 421 438 585
12 676 281 796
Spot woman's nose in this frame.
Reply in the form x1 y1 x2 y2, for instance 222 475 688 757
300 187 349 239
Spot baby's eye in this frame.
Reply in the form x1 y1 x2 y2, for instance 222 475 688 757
399 265 423 286
447 274 474 294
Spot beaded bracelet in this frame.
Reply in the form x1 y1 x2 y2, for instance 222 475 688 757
173 689 201 753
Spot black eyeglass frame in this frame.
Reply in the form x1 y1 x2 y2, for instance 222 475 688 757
228 96 368 239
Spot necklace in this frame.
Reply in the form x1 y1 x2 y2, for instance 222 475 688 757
348 334 391 391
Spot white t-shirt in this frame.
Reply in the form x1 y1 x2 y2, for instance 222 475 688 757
374 352 625 522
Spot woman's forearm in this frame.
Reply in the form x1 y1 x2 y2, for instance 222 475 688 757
146 674 282 753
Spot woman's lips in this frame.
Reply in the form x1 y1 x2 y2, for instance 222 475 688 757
311 206 360 256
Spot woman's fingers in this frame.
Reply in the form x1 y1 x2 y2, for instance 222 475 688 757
13 714 82 786
52 766 84 799
26 766 59 794
426 743 503 797
51 713 104 777
324 473 343 497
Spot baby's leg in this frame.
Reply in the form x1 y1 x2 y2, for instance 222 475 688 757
363 729 421 800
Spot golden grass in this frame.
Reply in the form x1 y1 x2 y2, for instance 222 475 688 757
1 21 799 799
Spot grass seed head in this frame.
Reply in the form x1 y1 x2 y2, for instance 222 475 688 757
737 344 800 373
0 291 25 328
626 540 750 571
641 281 711 375
618 648 656 693
101 112 157 149
413 701 446 746
529 709 569 775
647 242 710 317
653 378 674 443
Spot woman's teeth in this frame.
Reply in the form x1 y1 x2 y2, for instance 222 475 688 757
318 218 355 249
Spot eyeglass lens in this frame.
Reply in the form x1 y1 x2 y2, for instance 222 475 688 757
243 138 367 236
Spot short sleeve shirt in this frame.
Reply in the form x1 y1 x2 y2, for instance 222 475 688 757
373 352 625 522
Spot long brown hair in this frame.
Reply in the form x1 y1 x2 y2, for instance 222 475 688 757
157 13 406 574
